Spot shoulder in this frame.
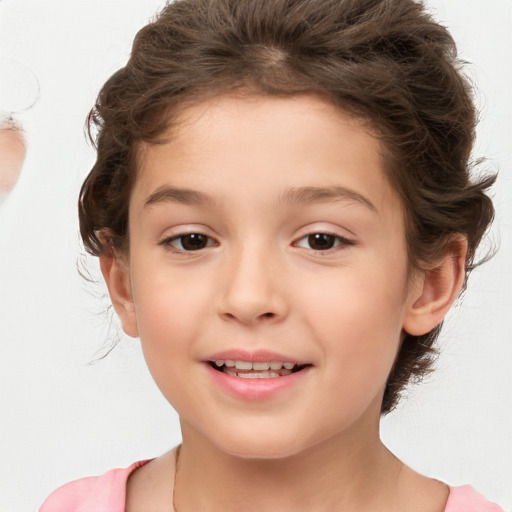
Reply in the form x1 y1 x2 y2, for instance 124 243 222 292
445 485 505 512
125 449 178 512
38 460 152 512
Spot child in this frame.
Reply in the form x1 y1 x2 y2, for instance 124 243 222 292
40 0 504 510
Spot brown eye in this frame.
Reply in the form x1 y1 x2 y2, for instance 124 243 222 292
307 233 336 250
295 233 351 251
165 233 215 251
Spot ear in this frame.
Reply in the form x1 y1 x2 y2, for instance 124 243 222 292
99 253 139 338
403 237 468 336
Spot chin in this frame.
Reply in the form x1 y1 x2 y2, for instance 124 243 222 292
218 440 305 461
204 422 328 461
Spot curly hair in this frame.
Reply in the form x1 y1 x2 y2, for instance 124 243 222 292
79 0 495 413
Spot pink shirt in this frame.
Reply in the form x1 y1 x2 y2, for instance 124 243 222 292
39 460 505 512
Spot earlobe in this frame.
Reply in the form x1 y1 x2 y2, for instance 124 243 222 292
99 254 139 338
403 237 468 336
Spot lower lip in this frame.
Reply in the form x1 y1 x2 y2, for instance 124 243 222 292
204 363 311 401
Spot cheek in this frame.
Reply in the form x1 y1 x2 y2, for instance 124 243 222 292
132 283 199 406
132 252 213 321
130 264 216 380
134 277 203 349
301 267 408 393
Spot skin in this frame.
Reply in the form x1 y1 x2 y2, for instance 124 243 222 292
101 94 467 511
0 123 26 201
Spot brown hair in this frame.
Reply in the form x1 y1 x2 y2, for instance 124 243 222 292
79 0 495 413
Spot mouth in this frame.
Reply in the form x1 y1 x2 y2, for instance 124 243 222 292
209 359 310 379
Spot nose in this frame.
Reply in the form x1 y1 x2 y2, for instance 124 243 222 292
217 245 288 326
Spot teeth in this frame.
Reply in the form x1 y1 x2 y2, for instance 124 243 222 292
226 370 293 379
211 359 301 374
213 359 295 370
239 371 282 379
252 362 270 370
235 361 253 370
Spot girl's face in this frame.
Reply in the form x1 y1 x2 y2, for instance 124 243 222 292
117 94 423 458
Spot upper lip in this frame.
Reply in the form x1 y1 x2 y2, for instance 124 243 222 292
204 349 308 365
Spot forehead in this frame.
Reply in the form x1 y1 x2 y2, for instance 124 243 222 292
132 94 402 220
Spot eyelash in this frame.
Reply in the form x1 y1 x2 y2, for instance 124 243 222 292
160 233 217 253
293 232 354 253
160 232 353 254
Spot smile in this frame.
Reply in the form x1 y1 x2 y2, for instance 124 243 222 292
210 360 308 378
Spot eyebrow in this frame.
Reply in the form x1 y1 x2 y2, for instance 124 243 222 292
280 186 378 213
144 186 217 209
143 184 377 213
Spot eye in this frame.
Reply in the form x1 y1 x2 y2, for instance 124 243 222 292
162 233 216 252
294 233 352 251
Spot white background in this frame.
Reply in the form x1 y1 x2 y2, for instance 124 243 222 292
0 1 510 510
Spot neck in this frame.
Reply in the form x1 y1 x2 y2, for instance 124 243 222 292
175 421 403 512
